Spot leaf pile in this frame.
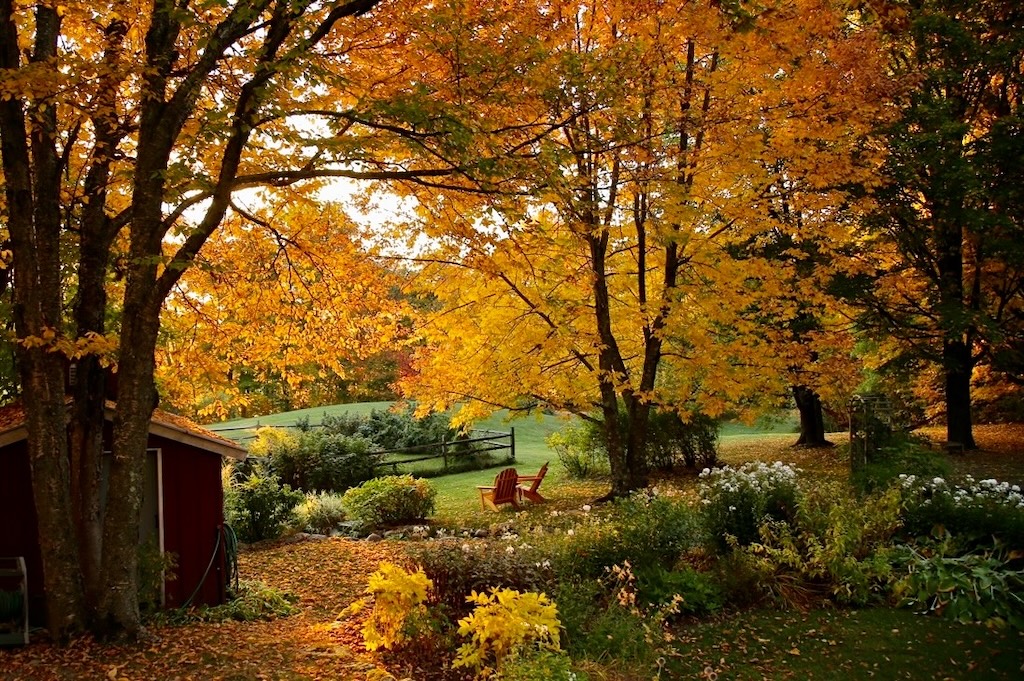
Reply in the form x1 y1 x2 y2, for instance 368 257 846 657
0 539 406 681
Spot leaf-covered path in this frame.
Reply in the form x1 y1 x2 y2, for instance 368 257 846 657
0 540 406 681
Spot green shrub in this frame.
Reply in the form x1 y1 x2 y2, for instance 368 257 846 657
548 492 700 581
554 579 654 668
850 436 951 495
546 422 608 480
897 474 1024 550
341 475 436 529
409 450 510 478
644 410 719 471
739 486 904 607
357 406 456 453
895 543 1024 629
256 427 381 494
698 461 801 553
634 564 723 616
412 539 553 619
185 580 299 622
548 409 719 479
294 491 347 534
225 463 304 542
499 649 589 681
138 539 176 615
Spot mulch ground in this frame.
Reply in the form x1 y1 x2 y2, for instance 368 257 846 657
3 424 1023 680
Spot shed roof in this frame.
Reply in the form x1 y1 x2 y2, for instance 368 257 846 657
0 400 247 460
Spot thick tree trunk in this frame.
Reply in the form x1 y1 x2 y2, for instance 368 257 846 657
96 304 161 637
69 357 108 618
598 393 649 501
1 0 86 640
943 338 976 450
793 385 832 447
17 350 87 640
935 208 977 451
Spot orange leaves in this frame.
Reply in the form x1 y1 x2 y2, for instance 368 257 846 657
157 198 417 418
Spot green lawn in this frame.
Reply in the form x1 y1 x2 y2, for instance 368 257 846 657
667 607 1024 680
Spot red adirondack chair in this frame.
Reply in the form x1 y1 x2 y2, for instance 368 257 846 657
517 462 549 503
477 467 521 511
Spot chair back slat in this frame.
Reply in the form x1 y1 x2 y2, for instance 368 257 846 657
493 468 519 503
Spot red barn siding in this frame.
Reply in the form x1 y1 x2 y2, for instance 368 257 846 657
155 435 226 608
0 430 229 624
0 440 45 620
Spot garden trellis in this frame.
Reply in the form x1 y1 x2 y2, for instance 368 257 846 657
848 393 894 470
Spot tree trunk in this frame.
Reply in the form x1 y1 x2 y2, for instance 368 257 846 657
69 356 108 618
793 385 832 447
943 338 977 450
935 206 977 450
1 0 86 640
95 303 161 637
17 349 87 641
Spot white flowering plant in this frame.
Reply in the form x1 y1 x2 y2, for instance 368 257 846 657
897 474 1024 549
698 461 801 553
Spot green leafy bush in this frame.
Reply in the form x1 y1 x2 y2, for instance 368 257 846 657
548 409 718 479
138 539 176 615
340 475 436 529
498 649 589 681
548 492 700 581
644 410 719 471
634 564 723 616
850 436 951 495
294 491 347 534
225 463 304 542
254 426 381 494
184 580 299 622
895 544 1024 629
897 474 1024 550
546 422 608 480
739 486 904 607
554 578 655 668
412 539 552 619
698 461 801 553
356 406 455 453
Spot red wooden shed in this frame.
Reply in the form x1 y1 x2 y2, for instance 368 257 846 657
0 401 246 624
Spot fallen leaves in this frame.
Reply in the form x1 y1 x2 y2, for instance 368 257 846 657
0 538 407 681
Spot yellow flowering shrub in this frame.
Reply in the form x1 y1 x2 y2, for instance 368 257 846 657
341 562 433 652
453 588 561 677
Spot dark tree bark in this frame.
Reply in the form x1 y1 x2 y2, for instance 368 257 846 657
0 0 87 641
792 385 832 447
69 17 129 619
943 338 976 450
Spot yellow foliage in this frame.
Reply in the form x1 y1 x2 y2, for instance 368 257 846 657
339 562 433 653
453 588 561 677
394 0 885 427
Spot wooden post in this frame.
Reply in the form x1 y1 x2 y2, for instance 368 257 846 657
510 427 516 463
442 436 448 471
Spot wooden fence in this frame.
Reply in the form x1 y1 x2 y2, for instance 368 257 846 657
208 420 515 475
371 428 515 474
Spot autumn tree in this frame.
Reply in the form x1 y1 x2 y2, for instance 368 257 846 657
398 0 886 496
848 0 1024 449
1 0 528 640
